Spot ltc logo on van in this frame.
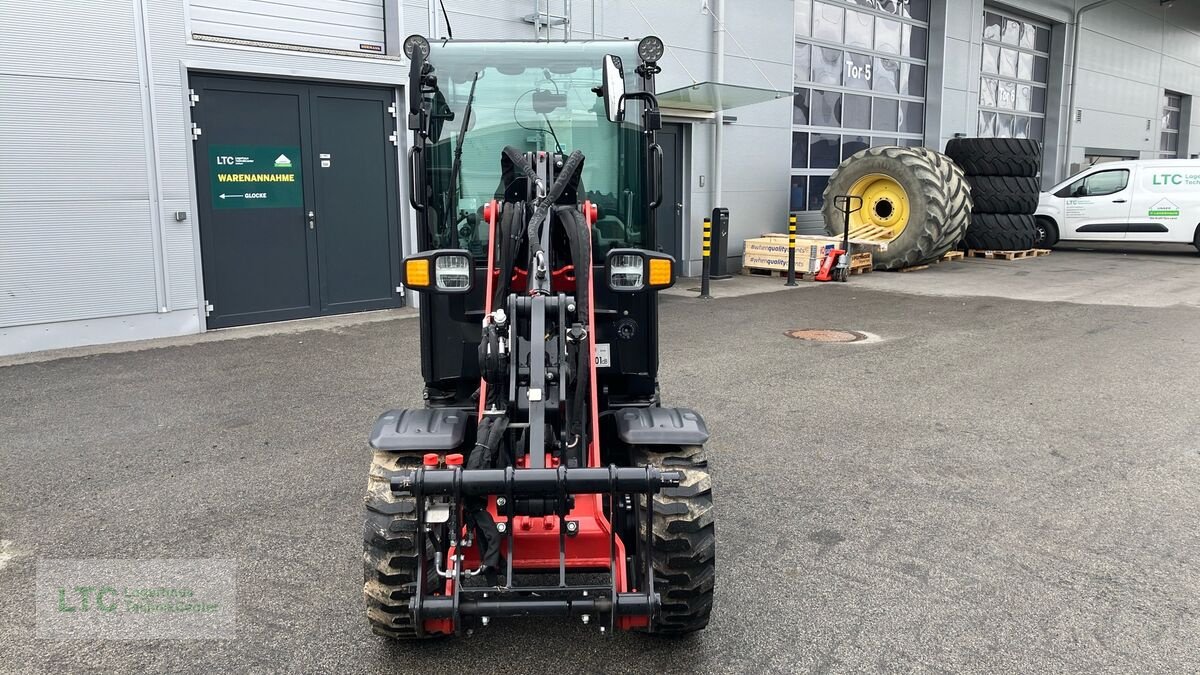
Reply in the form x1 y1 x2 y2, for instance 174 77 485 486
1149 198 1180 219
1151 172 1200 187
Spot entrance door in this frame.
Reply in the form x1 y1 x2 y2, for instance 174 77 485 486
654 123 685 260
190 75 402 329
310 87 402 314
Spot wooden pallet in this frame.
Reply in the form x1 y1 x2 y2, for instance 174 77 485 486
897 250 964 273
964 248 1051 260
742 253 872 281
848 225 893 242
741 265 873 281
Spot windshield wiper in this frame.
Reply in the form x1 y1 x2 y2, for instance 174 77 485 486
444 71 480 246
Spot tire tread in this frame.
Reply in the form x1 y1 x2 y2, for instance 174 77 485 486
632 444 715 635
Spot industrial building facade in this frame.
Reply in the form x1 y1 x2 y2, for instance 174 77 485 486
1 0 1197 355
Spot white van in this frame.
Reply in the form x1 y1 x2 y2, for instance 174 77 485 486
1035 159 1200 252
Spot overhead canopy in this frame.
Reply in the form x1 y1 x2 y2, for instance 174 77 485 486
656 81 793 113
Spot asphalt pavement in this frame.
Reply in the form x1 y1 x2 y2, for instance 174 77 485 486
2 257 1199 673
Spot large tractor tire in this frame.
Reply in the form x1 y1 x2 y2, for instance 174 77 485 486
632 444 715 635
968 175 1040 214
363 451 439 640
964 213 1039 251
944 138 1041 177
921 147 974 255
823 146 972 270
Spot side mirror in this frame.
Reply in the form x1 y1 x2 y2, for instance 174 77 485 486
404 34 431 131
600 54 626 123
401 249 474 294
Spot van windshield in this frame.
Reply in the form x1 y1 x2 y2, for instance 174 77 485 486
421 41 647 262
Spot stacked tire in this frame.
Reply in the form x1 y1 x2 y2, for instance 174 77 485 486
822 146 973 270
944 138 1042 251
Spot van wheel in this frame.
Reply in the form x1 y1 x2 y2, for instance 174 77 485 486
1193 225 1200 254
1035 217 1059 248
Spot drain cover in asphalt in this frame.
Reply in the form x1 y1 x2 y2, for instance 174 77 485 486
784 329 867 343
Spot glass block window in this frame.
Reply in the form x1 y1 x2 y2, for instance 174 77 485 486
792 0 929 211
978 8 1050 144
1162 91 1183 159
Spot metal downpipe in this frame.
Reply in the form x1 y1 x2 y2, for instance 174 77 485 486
1062 0 1119 179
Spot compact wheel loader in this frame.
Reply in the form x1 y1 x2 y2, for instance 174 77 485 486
363 35 715 639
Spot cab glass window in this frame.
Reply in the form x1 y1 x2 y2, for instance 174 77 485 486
1057 169 1129 198
420 41 645 262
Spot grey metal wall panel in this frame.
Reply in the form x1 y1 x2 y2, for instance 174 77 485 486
163 199 198 308
438 11 540 40
188 0 387 53
0 200 159 327
1077 29 1161 85
154 85 195 200
0 0 141 82
0 76 149 201
403 0 429 36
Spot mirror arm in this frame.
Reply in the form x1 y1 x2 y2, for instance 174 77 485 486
619 92 661 131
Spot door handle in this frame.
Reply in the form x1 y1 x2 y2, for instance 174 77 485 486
648 143 663 210
307 211 315 230
1112 199 1127 203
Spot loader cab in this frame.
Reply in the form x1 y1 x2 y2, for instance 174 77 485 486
405 38 666 407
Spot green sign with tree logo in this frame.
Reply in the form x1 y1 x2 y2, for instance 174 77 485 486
209 145 303 209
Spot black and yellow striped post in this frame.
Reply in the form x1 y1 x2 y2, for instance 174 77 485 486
785 215 799 286
699 217 713 299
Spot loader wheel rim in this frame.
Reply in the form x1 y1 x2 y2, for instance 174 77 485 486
848 174 910 239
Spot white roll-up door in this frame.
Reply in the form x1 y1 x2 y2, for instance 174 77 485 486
189 0 386 55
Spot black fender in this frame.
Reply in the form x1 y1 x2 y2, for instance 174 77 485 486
369 408 469 452
614 407 709 447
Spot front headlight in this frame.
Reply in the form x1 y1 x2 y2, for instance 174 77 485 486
605 249 676 292
434 254 471 291
400 249 474 294
609 254 644 291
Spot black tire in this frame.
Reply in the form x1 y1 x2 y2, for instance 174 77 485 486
631 444 715 635
363 451 439 640
823 146 972 270
921 147 974 255
1035 216 1059 248
968 175 1040 214
1193 225 1200 254
965 213 1039 251
945 138 1041 177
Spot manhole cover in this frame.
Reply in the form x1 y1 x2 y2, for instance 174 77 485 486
785 329 867 343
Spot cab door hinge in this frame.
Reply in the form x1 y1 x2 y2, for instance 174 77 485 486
389 131 398 147
189 89 199 107
204 301 214 316
395 285 404 295
191 123 202 140
388 103 397 118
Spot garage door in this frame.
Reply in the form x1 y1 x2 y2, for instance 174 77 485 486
189 0 387 54
790 0 930 218
190 75 403 329
977 8 1051 144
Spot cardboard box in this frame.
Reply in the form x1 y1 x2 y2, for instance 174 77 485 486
742 237 834 274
